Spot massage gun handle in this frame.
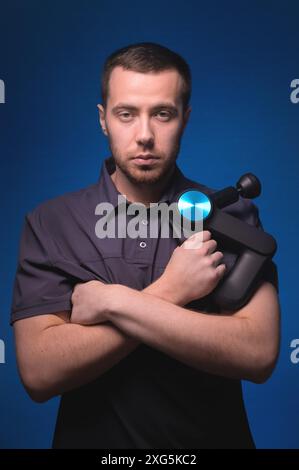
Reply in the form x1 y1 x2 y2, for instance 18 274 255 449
212 248 268 311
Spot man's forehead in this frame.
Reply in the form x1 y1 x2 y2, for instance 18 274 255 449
108 66 183 106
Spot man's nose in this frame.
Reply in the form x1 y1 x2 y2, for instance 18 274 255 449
135 116 154 148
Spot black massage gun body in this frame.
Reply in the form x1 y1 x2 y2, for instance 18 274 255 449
180 173 277 310
204 205 277 310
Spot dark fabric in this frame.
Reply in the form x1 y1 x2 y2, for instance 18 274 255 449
10 156 278 448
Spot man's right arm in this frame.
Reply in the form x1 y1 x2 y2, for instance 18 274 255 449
13 279 175 403
13 312 140 403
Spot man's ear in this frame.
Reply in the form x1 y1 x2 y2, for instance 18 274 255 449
97 104 108 136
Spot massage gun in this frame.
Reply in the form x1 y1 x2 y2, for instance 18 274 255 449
175 173 277 310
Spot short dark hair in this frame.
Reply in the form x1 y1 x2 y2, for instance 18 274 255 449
101 42 191 111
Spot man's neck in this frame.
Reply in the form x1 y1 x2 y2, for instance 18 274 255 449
110 165 175 207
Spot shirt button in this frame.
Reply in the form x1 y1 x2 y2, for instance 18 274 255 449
141 219 148 225
139 241 147 248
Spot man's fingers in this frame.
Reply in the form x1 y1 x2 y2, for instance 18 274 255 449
186 230 211 243
210 251 224 266
201 230 211 242
182 232 208 249
201 239 217 255
215 263 226 278
182 231 211 249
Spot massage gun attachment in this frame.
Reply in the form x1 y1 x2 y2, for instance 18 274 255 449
211 172 262 209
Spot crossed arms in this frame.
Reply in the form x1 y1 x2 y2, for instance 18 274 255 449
13 231 280 402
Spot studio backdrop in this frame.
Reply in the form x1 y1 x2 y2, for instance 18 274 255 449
0 0 298 449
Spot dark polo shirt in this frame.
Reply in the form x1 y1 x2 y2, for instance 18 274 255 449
11 156 278 449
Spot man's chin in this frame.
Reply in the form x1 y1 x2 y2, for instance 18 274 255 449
121 162 172 185
125 168 164 185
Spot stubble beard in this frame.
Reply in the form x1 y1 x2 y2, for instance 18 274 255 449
108 138 182 187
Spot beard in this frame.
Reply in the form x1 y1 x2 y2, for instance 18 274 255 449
107 137 182 187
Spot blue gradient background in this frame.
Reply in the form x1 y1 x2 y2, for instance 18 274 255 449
0 0 298 448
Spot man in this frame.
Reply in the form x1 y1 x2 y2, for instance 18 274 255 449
11 42 280 449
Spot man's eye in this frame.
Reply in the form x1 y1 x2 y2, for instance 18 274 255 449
119 112 132 120
156 111 172 120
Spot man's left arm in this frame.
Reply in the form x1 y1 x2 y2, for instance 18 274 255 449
114 281 279 383
74 279 280 383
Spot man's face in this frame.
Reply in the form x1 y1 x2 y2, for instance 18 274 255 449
98 66 191 185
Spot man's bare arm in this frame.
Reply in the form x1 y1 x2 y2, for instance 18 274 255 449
13 313 140 403
13 281 172 403
105 281 281 383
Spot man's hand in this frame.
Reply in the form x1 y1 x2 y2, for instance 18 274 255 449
71 280 117 325
71 230 226 325
155 230 226 306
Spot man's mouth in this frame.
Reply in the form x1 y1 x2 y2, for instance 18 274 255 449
132 154 160 166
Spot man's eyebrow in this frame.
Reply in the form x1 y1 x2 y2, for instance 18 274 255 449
111 103 178 113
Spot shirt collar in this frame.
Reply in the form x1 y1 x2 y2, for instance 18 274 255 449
98 156 193 208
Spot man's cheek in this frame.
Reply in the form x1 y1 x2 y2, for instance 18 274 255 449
160 126 181 145
111 133 131 154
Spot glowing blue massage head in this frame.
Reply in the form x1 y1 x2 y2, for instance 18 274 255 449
177 190 212 222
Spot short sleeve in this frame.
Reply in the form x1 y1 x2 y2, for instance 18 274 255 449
10 210 73 325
